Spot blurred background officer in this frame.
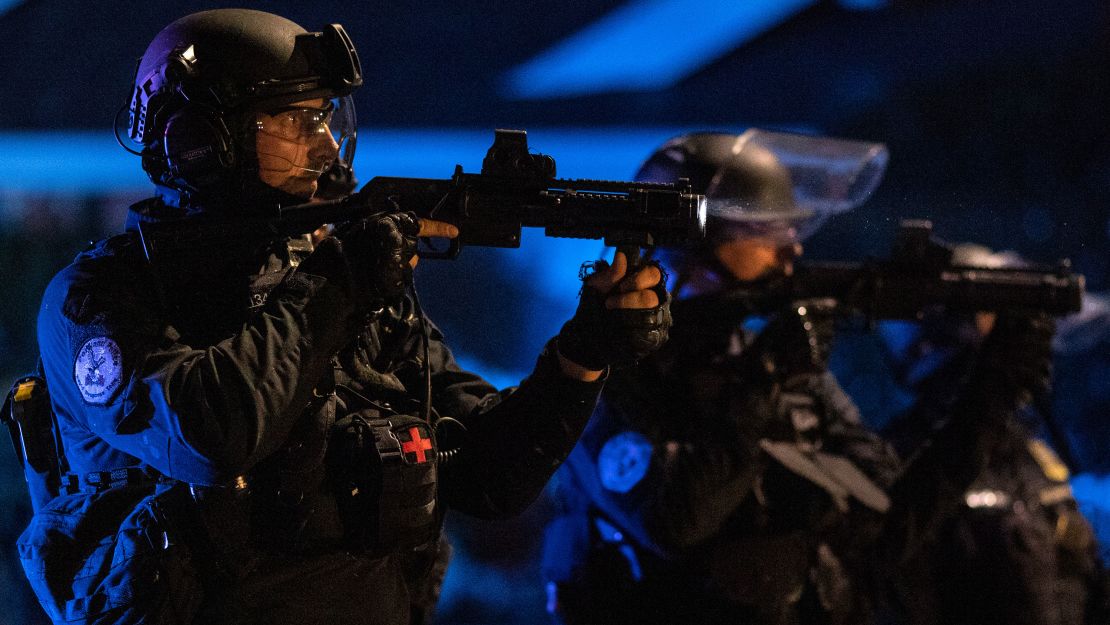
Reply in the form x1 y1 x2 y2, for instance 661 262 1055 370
830 245 1109 625
542 130 900 625
20 9 669 625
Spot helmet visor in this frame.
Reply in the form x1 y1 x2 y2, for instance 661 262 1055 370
254 95 357 197
706 129 889 240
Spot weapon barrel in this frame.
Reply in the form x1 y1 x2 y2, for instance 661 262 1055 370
795 262 1085 317
534 184 705 248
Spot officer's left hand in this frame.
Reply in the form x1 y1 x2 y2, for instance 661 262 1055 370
557 252 671 380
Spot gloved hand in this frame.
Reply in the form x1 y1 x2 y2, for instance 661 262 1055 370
979 309 1056 405
744 298 839 382
298 212 420 311
557 252 671 371
720 298 838 443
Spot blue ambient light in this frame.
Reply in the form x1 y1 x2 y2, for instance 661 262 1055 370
503 0 817 99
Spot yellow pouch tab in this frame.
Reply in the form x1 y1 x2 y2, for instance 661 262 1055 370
14 380 37 403
1027 439 1070 483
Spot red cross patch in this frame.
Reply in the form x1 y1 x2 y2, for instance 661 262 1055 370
400 425 434 464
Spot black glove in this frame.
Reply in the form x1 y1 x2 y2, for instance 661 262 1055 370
727 301 836 445
743 298 839 382
299 212 420 311
557 260 672 370
979 310 1056 405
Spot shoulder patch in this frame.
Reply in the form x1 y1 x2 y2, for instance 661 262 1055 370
74 337 123 404
598 431 653 493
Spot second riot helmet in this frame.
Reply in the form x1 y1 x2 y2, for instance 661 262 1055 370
635 129 888 243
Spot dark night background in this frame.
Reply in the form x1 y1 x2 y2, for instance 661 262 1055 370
0 1 1108 623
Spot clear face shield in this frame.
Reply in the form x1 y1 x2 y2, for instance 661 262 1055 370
253 94 357 198
706 129 889 243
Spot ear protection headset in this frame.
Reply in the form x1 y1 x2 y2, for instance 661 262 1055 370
128 44 237 191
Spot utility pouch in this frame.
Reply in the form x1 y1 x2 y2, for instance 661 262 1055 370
16 483 202 625
3 375 65 512
328 410 439 554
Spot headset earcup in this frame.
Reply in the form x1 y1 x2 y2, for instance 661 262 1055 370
162 104 235 188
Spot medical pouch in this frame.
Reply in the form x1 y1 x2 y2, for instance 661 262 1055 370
328 410 439 554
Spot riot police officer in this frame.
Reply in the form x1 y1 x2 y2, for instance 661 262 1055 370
834 245 1108 625
20 9 670 625
542 130 900 624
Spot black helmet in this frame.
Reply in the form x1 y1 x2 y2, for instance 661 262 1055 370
636 132 806 247
123 9 362 205
636 130 888 243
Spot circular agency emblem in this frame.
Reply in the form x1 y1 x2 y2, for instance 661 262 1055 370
597 431 653 493
74 337 123 404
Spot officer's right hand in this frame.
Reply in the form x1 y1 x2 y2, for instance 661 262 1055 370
300 215 458 311
330 212 421 310
412 218 459 268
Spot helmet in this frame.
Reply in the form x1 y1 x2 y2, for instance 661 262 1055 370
122 9 362 205
636 132 800 246
635 129 888 243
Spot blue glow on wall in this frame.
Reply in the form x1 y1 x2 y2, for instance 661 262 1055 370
837 0 889 10
0 132 150 193
1072 474 1110 508
1071 473 1110 561
503 0 816 99
453 353 526 391
0 1 22 18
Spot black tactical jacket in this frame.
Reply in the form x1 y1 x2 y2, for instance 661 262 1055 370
873 343 1109 625
33 202 603 625
543 300 899 625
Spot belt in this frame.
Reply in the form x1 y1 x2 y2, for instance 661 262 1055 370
63 466 167 494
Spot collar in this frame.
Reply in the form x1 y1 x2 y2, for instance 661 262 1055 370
125 182 311 232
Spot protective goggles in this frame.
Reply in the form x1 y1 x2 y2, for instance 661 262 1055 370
257 101 336 142
254 95 357 173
